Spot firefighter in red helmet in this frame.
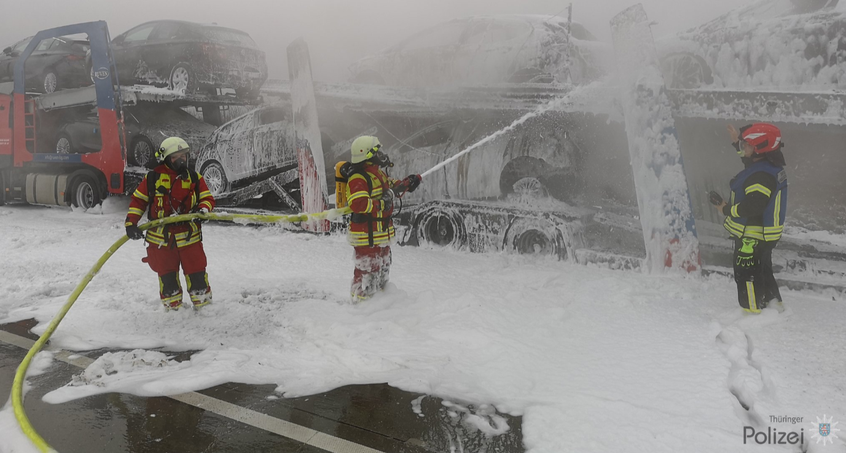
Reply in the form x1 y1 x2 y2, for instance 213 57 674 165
711 123 788 314
125 137 216 311
343 136 421 302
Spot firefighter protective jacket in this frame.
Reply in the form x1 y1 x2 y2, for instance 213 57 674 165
125 164 215 248
345 162 397 247
722 159 788 242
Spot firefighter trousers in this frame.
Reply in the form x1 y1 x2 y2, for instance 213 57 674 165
733 238 781 313
351 245 392 301
145 241 212 309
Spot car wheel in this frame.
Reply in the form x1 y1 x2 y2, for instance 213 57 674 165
660 53 713 89
55 134 73 154
511 177 547 199
500 157 553 201
42 70 58 93
70 174 101 209
130 136 155 168
201 161 229 196
169 63 193 94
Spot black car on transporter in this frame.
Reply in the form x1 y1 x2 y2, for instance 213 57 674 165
0 36 90 93
52 104 217 169
109 20 268 100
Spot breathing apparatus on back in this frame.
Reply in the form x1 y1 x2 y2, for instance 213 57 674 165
335 135 421 210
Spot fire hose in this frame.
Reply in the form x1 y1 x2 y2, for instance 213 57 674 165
11 207 350 453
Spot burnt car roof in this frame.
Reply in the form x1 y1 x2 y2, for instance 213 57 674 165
121 20 254 36
730 0 843 19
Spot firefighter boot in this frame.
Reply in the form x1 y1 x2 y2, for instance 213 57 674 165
351 273 376 303
186 271 212 310
159 272 183 311
378 248 392 291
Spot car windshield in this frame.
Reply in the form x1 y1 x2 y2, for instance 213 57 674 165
201 27 257 48
12 38 32 53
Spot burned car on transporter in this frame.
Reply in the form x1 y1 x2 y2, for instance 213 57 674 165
53 104 217 169
348 15 605 87
109 20 268 100
195 105 298 196
657 0 846 89
0 36 90 93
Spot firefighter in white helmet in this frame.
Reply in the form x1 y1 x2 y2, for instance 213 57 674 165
125 137 216 311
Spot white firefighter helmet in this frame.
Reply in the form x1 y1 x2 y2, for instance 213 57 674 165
350 136 381 164
156 137 190 162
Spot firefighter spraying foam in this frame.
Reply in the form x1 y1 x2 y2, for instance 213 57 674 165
336 136 421 302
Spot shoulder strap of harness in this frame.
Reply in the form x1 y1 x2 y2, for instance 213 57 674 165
146 170 201 219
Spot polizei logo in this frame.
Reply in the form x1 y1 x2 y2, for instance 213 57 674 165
809 415 841 446
743 426 804 445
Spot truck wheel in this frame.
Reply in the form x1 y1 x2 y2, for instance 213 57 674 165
70 175 101 209
201 161 229 196
55 134 73 154
415 205 465 249
0 172 5 206
130 136 155 168
503 217 562 258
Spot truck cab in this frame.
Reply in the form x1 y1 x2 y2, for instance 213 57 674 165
0 21 125 208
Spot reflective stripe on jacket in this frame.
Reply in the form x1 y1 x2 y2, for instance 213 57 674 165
723 160 788 242
345 163 396 247
125 164 216 248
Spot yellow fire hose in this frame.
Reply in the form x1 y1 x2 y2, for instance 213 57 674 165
11 207 351 452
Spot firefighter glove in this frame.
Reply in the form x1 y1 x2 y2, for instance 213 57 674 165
407 174 422 192
193 207 210 225
126 224 144 240
380 189 394 212
708 191 724 206
736 238 758 268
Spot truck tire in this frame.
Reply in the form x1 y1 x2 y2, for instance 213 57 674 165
69 174 101 209
415 205 466 249
503 217 563 258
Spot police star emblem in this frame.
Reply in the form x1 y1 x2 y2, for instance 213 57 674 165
809 415 840 445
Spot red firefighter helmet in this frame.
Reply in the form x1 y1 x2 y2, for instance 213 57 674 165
739 123 783 153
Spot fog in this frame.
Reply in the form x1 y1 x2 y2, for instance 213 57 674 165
1 0 753 82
